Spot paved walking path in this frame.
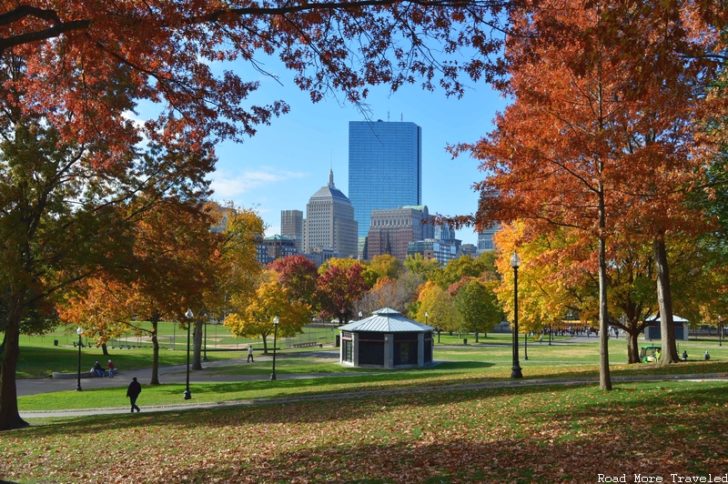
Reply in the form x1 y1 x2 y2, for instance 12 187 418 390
19 372 727 420
17 350 343 397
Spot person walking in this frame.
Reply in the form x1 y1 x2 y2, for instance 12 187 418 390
247 344 254 363
126 377 142 413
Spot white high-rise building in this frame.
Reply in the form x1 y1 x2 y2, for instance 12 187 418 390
303 170 358 258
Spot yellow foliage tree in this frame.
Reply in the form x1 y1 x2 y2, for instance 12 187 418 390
225 272 310 354
415 280 461 334
494 222 577 336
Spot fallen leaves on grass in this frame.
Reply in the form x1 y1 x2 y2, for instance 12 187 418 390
1 381 726 483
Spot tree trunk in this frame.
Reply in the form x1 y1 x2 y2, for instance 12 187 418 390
150 319 160 385
475 331 479 343
627 330 641 364
597 203 612 390
262 334 269 354
0 306 29 431
192 320 203 370
101 343 109 357
653 235 679 364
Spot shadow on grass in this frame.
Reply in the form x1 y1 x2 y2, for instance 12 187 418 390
177 387 727 482
511 359 728 384
19 379 573 438
16 345 234 379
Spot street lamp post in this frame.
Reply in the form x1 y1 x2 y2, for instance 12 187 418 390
510 252 523 378
76 327 84 391
184 308 193 400
271 316 280 381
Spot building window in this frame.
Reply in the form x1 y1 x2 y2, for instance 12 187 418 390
342 339 353 362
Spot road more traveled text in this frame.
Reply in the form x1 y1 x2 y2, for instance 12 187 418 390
598 474 728 483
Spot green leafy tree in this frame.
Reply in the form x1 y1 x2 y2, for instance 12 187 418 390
404 254 441 282
452 278 503 342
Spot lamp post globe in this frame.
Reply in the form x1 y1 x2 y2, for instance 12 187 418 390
184 308 193 400
510 252 523 378
271 316 280 381
76 327 84 391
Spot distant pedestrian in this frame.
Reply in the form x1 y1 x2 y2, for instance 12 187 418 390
247 345 254 363
92 361 104 377
126 377 142 413
107 359 115 377
704 350 710 361
682 350 688 361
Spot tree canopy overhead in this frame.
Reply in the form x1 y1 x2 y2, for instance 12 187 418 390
0 0 512 158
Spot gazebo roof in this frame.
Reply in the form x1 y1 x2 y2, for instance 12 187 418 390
645 314 688 323
339 308 433 333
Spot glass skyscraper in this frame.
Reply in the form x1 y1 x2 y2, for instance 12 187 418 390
348 120 422 239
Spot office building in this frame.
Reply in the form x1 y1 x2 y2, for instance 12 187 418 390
281 209 303 252
477 224 501 253
256 235 298 265
303 170 358 258
349 121 422 244
367 205 434 261
407 239 459 265
460 244 477 257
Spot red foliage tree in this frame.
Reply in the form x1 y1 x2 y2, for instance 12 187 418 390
315 263 371 325
268 255 318 302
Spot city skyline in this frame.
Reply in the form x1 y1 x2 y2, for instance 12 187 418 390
207 63 507 246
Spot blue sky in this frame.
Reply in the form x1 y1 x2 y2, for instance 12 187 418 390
206 61 507 246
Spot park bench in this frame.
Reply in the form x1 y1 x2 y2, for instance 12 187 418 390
291 342 323 348
110 344 139 349
51 368 119 379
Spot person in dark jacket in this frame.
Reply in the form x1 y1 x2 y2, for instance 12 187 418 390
126 377 142 413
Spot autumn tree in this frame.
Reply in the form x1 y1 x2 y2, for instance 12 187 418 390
466 2 722 388
315 261 371 325
225 273 310 354
415 280 461 334
57 277 134 357
268 255 318 303
57 197 221 383
357 270 422 315
367 254 404 282
0 0 516 431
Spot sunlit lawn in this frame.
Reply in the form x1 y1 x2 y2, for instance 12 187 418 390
17 336 728 411
12 323 339 378
3 380 726 482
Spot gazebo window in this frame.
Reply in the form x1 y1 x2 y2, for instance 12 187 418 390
342 339 353 362
360 341 384 365
393 334 418 365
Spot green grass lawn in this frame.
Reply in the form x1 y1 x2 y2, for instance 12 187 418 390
3 380 726 482
11 323 340 378
17 337 728 411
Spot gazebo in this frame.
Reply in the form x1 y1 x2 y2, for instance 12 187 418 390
339 308 434 369
644 314 689 341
